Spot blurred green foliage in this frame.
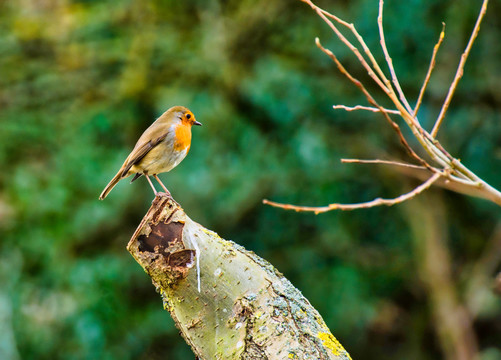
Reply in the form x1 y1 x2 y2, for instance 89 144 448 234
1 0 500 359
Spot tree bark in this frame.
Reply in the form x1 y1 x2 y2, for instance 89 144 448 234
127 194 351 360
404 191 479 360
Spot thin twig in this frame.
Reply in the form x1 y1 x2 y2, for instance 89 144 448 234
316 38 432 171
263 172 442 214
341 158 475 187
305 0 423 134
414 22 446 116
333 105 400 114
431 0 489 137
378 0 413 113
341 158 428 170
302 0 391 94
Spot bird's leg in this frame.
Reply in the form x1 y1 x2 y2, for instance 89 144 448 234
145 175 158 195
153 174 171 197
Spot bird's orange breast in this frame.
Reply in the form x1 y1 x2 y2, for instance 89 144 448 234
173 123 192 152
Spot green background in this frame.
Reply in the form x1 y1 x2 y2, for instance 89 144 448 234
1 0 500 359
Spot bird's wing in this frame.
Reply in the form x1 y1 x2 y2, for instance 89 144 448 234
120 133 168 177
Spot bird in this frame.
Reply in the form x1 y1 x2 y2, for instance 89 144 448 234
99 105 201 200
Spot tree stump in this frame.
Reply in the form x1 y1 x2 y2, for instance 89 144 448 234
127 194 351 360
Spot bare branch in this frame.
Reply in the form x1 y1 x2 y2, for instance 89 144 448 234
341 158 428 170
263 172 442 214
340 159 483 193
333 105 400 114
378 0 413 113
302 0 392 94
431 0 489 137
316 38 432 170
264 0 501 212
414 23 446 116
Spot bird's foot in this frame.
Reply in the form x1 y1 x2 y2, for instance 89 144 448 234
156 190 172 198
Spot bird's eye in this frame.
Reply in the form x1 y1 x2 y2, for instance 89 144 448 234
186 113 191 120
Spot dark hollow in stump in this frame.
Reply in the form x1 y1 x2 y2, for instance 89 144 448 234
127 194 351 360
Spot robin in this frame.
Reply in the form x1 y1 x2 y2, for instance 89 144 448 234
99 105 201 200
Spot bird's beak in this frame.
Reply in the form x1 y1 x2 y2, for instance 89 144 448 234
194 120 202 126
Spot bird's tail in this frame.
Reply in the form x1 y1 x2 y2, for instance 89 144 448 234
99 171 123 200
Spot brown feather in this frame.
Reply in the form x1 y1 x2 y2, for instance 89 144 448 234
99 171 123 200
121 133 168 176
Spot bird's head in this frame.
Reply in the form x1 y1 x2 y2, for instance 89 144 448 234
168 106 202 127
